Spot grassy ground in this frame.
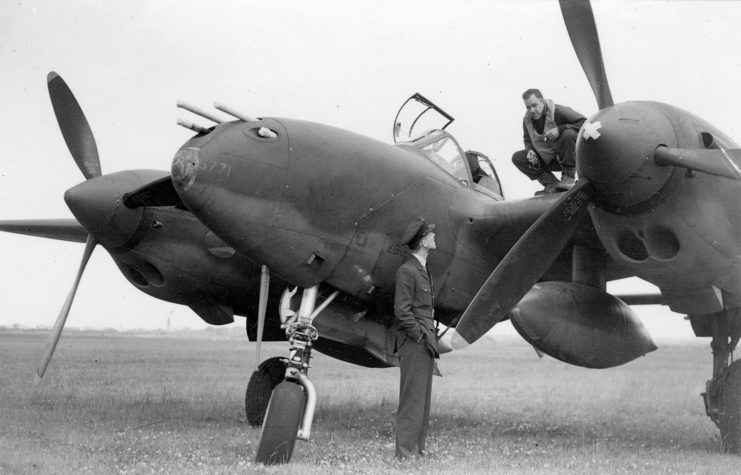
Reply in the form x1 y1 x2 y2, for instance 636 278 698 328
1 330 739 474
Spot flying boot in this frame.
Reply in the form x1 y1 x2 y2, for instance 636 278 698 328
554 167 576 192
534 171 559 196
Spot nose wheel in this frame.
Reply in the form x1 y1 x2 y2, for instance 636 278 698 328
255 285 333 465
254 379 307 464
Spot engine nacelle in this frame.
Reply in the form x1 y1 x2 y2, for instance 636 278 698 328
510 281 657 368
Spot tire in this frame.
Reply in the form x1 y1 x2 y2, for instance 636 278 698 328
720 360 741 454
254 381 306 465
245 357 285 426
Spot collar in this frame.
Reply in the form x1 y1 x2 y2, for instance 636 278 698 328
412 252 427 268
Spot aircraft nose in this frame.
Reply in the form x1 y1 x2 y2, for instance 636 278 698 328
171 120 289 197
170 119 289 240
170 119 294 269
64 172 145 247
577 102 676 209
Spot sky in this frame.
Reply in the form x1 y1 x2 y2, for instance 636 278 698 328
1 0 740 343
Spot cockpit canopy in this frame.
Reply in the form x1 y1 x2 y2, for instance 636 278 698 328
393 93 504 199
393 93 454 144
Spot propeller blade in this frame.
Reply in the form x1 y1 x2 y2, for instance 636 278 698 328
654 146 741 181
0 219 88 243
36 235 97 378
449 179 595 349
255 265 270 370
47 72 102 179
559 0 614 109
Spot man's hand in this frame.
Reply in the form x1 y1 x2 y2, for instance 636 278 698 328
526 149 539 167
544 127 560 142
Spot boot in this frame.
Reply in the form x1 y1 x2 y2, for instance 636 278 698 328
535 172 559 196
554 168 576 192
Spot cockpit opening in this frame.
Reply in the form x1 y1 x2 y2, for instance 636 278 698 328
392 92 504 199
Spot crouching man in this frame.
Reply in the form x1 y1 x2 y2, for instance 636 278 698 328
512 88 586 194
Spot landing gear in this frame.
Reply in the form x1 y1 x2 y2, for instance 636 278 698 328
701 309 741 453
245 357 285 426
254 380 306 464
254 285 333 465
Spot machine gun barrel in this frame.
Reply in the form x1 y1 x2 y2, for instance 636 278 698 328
176 100 226 124
214 102 258 123
176 118 210 134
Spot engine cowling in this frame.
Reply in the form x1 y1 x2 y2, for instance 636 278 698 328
510 281 657 368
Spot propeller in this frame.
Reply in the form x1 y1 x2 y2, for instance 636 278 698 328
37 235 97 378
560 1 741 186
449 180 594 348
47 72 102 179
255 265 270 369
449 1 608 348
36 72 104 377
654 146 741 181
559 0 613 110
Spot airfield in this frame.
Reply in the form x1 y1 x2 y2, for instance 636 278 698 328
2 328 739 474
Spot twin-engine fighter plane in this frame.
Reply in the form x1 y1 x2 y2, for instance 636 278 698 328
3 0 741 465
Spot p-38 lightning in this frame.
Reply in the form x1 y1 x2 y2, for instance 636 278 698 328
2 0 741 465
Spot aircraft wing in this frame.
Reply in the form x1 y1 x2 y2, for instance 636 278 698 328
0 219 88 243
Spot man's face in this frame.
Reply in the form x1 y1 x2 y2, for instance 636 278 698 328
524 94 545 120
422 231 436 250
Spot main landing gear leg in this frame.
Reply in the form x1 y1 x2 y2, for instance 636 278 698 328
255 285 335 465
702 309 741 453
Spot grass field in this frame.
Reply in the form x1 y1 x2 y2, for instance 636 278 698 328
1 330 739 474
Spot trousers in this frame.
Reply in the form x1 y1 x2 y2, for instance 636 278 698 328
511 128 578 180
396 337 434 458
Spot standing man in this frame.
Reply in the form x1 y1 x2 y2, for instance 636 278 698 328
394 216 440 459
512 88 586 194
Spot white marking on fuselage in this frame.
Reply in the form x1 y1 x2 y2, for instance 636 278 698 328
582 121 603 141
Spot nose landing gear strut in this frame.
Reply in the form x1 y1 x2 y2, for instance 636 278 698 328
254 285 338 465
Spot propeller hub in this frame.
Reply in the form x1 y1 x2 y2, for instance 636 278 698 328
576 102 676 209
64 171 159 248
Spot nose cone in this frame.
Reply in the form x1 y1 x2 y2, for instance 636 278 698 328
64 172 146 247
170 120 290 252
577 102 676 209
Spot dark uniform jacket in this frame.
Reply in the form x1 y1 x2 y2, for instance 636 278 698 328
394 255 439 357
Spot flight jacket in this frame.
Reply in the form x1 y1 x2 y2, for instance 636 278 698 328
393 255 439 357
